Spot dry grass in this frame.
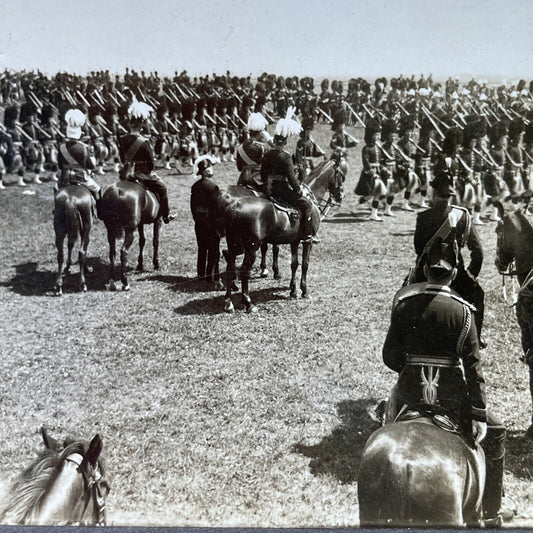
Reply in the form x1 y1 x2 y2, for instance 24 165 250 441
1 122 533 527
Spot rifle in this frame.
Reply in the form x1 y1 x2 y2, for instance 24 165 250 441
421 106 445 140
344 130 360 145
429 138 443 152
345 102 366 128
164 115 180 134
408 138 426 155
76 90 91 109
376 141 395 161
317 107 334 123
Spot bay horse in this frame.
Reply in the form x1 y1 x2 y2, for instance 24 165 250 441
0 428 110 526
98 180 162 291
212 160 343 313
358 417 485 527
53 185 93 295
494 200 533 435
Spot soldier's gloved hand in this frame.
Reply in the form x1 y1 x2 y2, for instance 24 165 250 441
472 419 487 444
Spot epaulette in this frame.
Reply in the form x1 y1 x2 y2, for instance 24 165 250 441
392 282 427 310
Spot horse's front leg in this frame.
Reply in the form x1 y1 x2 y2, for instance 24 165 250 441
137 224 145 271
300 240 312 298
272 244 281 279
153 218 161 270
65 235 75 275
241 246 258 313
120 229 135 291
55 233 65 295
290 241 299 298
224 246 237 313
260 241 269 277
208 236 224 291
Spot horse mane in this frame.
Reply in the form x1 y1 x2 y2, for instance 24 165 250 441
0 439 102 524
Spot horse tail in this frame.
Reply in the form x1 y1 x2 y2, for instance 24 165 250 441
65 197 81 242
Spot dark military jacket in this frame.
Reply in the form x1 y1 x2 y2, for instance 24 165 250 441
260 146 301 201
414 200 483 279
383 282 486 423
190 177 219 225
119 133 154 173
236 138 267 189
58 139 95 183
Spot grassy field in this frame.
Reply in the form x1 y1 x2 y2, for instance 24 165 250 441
1 122 533 527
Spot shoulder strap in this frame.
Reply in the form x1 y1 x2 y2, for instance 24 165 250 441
237 143 259 166
124 136 147 164
60 143 82 167
422 206 465 256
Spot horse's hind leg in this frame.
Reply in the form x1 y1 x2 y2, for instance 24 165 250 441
153 219 161 270
207 236 224 291
241 247 258 313
290 242 300 298
107 226 118 291
137 224 145 271
55 233 65 295
224 247 237 313
121 229 135 291
259 242 269 278
78 228 90 292
65 235 75 275
300 241 312 298
272 244 281 279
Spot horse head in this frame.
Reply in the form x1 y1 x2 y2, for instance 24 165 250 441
1 429 110 526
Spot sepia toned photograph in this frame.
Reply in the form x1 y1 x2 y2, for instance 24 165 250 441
0 0 533 527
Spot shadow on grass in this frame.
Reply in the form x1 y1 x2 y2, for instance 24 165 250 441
292 397 380 484
504 429 533 481
173 285 296 316
1 258 110 296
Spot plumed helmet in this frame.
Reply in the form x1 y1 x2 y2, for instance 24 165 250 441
247 112 268 132
65 108 86 139
274 106 302 140
364 118 381 144
128 100 153 120
426 237 458 279
193 154 215 176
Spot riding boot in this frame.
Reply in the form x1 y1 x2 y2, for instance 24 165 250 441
93 190 102 219
481 420 506 524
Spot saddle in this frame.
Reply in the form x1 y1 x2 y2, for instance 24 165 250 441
244 184 300 217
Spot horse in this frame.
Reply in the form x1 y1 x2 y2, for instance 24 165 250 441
494 200 533 435
358 417 485 527
0 428 110 526
98 180 162 291
53 185 93 295
211 160 343 313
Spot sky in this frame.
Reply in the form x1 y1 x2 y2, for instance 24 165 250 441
0 0 531 80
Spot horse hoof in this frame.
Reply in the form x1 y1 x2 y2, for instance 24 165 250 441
80 284 87 293
301 292 308 299
246 305 258 314
136 265 144 272
55 288 62 296
123 284 130 292
153 262 160 270
224 299 235 313
260 269 268 278
106 280 117 291
290 292 297 299
274 273 282 280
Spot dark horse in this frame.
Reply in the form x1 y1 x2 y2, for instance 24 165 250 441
98 180 162 291
53 185 93 295
0 428 110 526
494 200 533 435
211 160 343 313
358 417 485 527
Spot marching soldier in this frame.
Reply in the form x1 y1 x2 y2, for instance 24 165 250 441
4 105 27 187
383 237 506 527
20 102 45 184
260 107 320 244
294 115 326 181
355 119 387 221
119 101 176 223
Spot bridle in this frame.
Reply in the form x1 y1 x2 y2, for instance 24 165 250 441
65 453 110 526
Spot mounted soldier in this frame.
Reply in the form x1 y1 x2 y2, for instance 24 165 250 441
236 111 269 191
412 161 486 346
260 107 319 244
294 115 326 181
383 237 506 527
56 108 101 213
118 101 176 223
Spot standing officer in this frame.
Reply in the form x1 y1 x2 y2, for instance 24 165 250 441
119 101 176 223
413 162 485 346
260 107 319 244
383 238 506 526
